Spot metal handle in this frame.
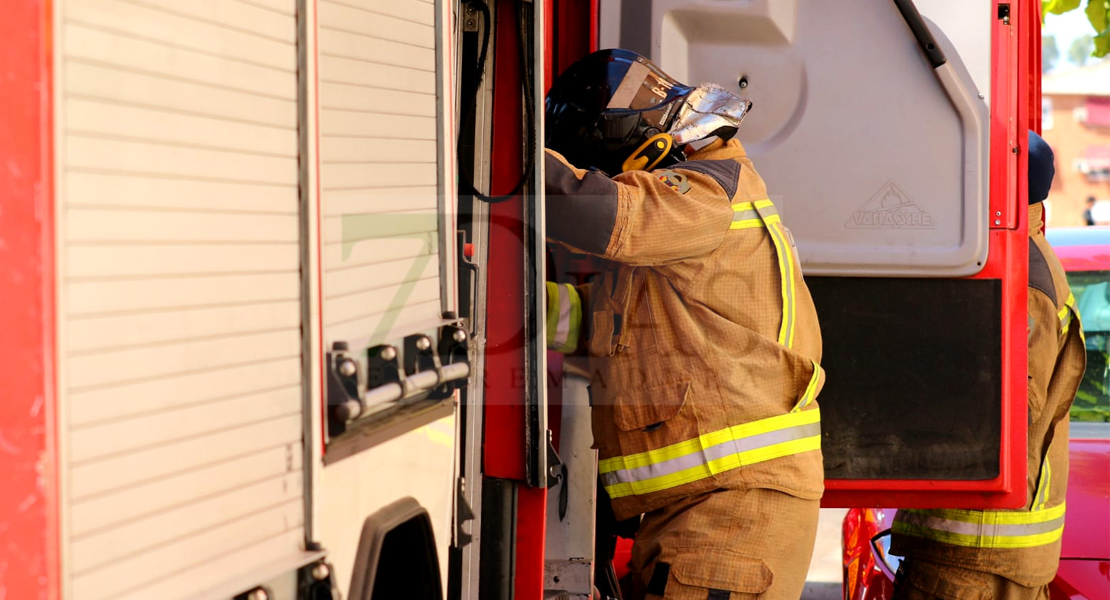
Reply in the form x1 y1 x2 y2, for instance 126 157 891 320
363 362 471 406
893 0 947 68
892 1 990 267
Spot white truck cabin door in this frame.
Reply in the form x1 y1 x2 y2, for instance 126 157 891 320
604 0 1032 508
616 0 990 276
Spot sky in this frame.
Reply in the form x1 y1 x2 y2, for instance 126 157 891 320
1043 7 1105 72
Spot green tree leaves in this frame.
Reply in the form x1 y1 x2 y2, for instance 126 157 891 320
1087 0 1110 56
1044 0 1110 57
1043 0 1083 18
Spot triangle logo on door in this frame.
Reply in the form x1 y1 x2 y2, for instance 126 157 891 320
845 180 936 229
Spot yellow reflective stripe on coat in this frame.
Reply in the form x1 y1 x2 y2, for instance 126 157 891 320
730 199 776 229
792 361 821 413
545 282 581 353
598 407 821 499
730 199 797 348
892 503 1066 549
1034 457 1051 511
1033 443 1052 511
1060 293 1083 341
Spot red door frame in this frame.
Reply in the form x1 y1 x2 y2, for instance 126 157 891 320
482 0 547 598
482 1 599 597
484 0 532 479
0 1 61 598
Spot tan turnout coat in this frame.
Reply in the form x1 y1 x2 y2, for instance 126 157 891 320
545 139 825 520
891 203 1086 588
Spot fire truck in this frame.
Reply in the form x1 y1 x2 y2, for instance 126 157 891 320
0 0 1041 598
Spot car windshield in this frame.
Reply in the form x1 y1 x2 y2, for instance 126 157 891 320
1066 270 1110 424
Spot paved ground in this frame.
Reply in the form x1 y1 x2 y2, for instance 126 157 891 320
802 508 848 600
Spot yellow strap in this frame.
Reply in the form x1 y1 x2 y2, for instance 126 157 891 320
622 133 673 172
1060 293 1084 342
768 218 797 348
729 199 796 348
1033 442 1052 511
792 361 822 413
729 200 777 229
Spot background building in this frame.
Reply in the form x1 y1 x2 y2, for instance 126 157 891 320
1042 60 1110 226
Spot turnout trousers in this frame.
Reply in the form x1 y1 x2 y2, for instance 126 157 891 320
892 559 1049 600
632 488 819 600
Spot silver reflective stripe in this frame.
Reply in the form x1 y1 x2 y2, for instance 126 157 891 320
732 204 779 221
897 510 1065 538
598 421 820 488
553 285 572 349
732 209 760 222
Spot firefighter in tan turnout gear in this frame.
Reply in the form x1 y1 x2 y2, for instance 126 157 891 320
889 131 1086 599
542 49 825 600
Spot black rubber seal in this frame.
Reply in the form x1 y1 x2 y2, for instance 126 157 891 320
893 0 947 68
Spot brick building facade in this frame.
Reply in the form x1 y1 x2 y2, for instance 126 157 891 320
1041 60 1110 226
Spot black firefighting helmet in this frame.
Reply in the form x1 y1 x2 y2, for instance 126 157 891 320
546 49 695 175
1027 130 1055 204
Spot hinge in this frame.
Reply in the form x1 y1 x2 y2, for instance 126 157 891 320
233 558 340 600
462 2 479 32
546 430 568 521
457 230 480 336
453 477 476 548
298 559 341 600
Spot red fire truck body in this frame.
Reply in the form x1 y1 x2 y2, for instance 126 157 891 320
0 1 1042 599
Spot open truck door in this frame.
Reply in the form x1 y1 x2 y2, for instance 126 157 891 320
460 1 1041 599
598 0 1039 509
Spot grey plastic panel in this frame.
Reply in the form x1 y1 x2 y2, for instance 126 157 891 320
625 0 993 276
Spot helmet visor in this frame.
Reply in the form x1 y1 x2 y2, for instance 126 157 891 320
605 57 692 131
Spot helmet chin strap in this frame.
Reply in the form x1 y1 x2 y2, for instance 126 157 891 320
621 132 674 172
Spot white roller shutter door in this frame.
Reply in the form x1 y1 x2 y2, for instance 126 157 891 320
57 0 309 598
317 0 453 363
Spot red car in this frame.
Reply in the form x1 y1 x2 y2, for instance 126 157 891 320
842 227 1110 600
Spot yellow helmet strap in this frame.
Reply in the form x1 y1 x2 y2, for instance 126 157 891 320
621 133 674 172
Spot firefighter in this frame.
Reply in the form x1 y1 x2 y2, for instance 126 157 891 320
888 131 1086 599
543 49 825 600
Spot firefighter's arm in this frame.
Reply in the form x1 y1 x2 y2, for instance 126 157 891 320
545 150 735 265
546 281 590 354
